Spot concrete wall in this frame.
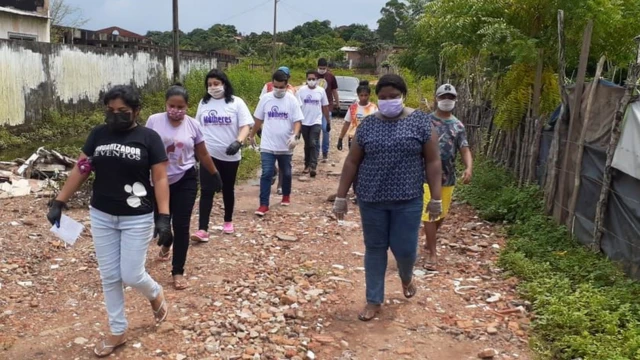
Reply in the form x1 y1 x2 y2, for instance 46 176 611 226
0 10 50 42
0 40 220 127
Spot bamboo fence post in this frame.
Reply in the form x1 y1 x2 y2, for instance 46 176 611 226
592 63 640 250
557 20 593 224
527 49 545 183
568 55 606 237
544 10 567 214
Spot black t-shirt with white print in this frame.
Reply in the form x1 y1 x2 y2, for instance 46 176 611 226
82 124 168 216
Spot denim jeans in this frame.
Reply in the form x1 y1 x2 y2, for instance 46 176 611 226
260 152 292 206
358 197 423 305
318 114 330 157
90 207 161 335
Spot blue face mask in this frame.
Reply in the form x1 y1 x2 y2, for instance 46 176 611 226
378 98 404 118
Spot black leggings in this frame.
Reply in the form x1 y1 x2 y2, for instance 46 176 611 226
165 167 198 276
199 157 240 228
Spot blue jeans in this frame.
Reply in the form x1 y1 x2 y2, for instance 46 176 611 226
358 197 423 305
318 114 330 157
260 152 292 206
90 207 161 335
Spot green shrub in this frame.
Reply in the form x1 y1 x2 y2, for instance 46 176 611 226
460 159 640 360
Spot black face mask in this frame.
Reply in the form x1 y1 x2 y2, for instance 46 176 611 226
105 111 134 132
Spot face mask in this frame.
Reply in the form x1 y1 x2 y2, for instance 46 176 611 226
437 99 456 112
208 86 225 99
105 111 134 132
307 80 317 87
273 88 286 98
317 68 327 75
378 98 404 118
167 107 186 122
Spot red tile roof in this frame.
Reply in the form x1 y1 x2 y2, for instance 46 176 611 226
95 26 147 40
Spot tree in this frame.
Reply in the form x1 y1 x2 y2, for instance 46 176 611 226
376 0 408 43
50 0 89 43
50 0 88 28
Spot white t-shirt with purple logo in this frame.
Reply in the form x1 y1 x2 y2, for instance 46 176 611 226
196 96 254 162
146 113 204 185
296 85 329 126
253 92 304 154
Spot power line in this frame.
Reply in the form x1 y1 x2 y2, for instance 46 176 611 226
216 0 272 24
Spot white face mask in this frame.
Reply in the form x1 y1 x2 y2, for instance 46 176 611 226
317 68 327 75
273 88 286 98
307 80 317 87
437 99 456 112
208 86 225 99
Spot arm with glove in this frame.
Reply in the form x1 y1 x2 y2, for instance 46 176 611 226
47 153 93 227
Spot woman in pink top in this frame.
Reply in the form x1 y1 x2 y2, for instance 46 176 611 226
146 84 221 290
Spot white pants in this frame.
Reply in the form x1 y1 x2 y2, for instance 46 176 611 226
90 207 161 335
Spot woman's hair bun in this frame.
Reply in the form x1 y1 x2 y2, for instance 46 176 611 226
359 80 370 86
173 82 184 87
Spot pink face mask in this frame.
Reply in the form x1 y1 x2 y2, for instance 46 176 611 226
167 107 186 121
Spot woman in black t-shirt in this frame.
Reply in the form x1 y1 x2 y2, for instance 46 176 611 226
47 85 172 357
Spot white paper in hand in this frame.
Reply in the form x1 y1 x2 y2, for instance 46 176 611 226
50 215 84 246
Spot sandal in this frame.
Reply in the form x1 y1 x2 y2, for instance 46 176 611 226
93 336 127 358
423 260 437 271
358 304 381 322
172 275 189 290
402 280 417 299
151 287 168 323
158 246 170 261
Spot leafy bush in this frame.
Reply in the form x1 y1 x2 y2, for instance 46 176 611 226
459 159 640 360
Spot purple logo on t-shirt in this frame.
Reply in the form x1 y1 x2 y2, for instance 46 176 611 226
267 106 289 119
303 95 320 105
203 110 232 125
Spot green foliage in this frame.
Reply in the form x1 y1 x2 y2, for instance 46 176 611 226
459 159 640 360
493 64 560 129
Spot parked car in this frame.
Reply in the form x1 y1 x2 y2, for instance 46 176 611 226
333 76 360 117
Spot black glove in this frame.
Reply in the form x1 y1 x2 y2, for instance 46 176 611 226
211 171 223 193
47 200 67 228
226 141 242 155
155 214 172 247
337 138 343 151
326 121 331 133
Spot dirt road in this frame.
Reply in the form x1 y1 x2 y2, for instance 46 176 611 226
0 122 532 360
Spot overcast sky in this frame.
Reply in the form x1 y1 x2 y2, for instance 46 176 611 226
64 0 388 35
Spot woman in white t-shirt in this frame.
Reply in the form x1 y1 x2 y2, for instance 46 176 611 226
191 69 254 240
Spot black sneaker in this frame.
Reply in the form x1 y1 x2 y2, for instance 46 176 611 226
322 154 328 163
310 169 317 178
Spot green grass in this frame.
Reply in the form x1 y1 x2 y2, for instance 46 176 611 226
458 159 640 360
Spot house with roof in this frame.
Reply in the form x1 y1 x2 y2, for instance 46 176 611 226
0 0 50 42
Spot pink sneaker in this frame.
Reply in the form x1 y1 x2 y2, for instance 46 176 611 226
223 222 234 234
190 230 209 243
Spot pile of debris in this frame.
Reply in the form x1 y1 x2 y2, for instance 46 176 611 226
0 147 76 199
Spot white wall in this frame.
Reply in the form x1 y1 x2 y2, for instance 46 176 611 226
0 11 50 42
0 40 220 126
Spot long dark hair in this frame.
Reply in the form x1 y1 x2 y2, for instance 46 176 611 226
202 69 234 104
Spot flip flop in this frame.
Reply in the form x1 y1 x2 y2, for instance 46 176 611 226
358 304 381 322
173 275 189 290
402 280 417 299
423 260 438 271
157 247 170 261
151 288 168 323
94 338 127 358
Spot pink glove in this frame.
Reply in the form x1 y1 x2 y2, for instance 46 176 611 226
77 157 93 175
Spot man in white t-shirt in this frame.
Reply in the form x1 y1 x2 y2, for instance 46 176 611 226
249 70 304 216
296 70 330 178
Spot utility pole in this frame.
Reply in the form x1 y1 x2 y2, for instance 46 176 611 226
272 0 278 72
172 0 180 83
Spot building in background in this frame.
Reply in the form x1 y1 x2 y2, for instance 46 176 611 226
56 25 156 50
0 0 50 42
